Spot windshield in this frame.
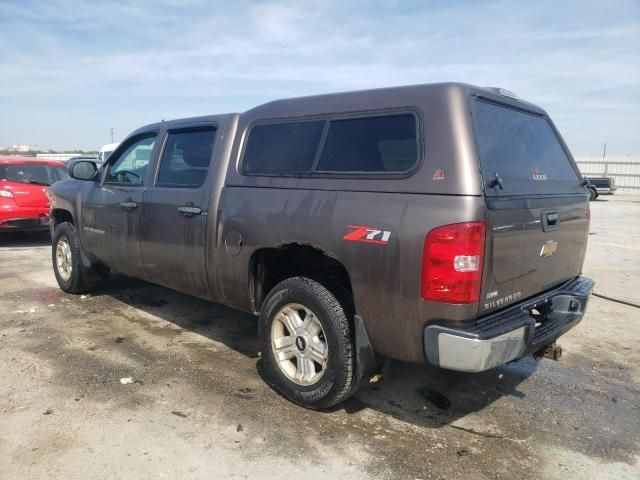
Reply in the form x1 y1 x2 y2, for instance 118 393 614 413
472 98 581 195
0 163 68 186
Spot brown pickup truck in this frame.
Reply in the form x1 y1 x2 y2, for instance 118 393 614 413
48 83 594 409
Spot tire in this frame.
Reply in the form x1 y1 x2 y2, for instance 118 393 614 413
52 222 96 294
259 276 358 409
588 187 598 201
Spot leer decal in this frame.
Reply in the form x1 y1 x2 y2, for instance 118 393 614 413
532 166 547 181
432 169 445 181
343 225 391 245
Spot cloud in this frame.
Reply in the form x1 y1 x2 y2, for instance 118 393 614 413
0 0 638 153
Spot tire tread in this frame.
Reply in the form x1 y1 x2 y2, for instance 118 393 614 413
260 276 358 409
52 222 95 294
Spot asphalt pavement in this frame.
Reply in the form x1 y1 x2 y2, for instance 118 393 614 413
0 195 638 479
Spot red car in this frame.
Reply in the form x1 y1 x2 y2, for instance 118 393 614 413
0 156 68 233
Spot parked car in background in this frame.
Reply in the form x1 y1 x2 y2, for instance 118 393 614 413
97 143 119 164
0 156 67 233
48 83 594 409
583 178 599 201
586 176 616 196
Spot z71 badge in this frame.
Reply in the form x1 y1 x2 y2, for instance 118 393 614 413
343 225 391 245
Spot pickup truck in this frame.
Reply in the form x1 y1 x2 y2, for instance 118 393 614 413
586 176 617 197
48 83 594 409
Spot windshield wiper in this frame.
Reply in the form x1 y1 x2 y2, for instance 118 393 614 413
28 180 51 186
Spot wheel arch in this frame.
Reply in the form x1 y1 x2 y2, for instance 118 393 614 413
51 208 74 227
248 244 354 316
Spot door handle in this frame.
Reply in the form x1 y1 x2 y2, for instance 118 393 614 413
178 205 203 217
120 199 138 211
542 211 559 232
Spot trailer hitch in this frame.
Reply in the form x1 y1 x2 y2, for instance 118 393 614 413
534 342 563 362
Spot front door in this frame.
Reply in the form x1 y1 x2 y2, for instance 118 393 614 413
82 132 158 278
141 125 217 299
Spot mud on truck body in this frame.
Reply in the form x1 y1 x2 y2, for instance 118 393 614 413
49 83 593 408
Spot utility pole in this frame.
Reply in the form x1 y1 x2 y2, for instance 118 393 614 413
602 142 607 160
110 128 114 143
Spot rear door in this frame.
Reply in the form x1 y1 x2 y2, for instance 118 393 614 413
471 98 590 314
140 124 217 299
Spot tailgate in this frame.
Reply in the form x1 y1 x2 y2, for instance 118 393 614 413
481 196 589 313
470 97 590 314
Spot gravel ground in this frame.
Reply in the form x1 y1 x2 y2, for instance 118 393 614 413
0 194 639 480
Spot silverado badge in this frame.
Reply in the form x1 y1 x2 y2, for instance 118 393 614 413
540 240 558 258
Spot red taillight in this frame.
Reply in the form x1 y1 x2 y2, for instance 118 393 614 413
421 221 486 304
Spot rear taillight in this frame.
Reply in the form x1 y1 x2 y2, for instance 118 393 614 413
421 221 486 304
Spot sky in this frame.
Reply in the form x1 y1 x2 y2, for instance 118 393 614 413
0 0 639 154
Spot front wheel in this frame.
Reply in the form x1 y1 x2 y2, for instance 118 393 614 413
259 277 358 409
52 222 96 294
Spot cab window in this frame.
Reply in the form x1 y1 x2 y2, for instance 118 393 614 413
156 127 216 188
105 134 156 185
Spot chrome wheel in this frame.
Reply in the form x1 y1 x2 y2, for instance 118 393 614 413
55 236 72 281
270 303 328 386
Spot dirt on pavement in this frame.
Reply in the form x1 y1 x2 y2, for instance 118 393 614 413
0 195 639 479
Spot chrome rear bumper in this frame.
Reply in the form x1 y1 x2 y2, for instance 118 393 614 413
423 276 594 372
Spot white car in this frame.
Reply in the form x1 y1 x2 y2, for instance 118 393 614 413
97 143 119 164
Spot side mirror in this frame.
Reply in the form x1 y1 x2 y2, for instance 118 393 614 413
70 160 98 181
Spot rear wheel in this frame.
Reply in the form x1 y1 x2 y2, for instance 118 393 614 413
259 276 358 409
588 187 598 201
52 222 96 293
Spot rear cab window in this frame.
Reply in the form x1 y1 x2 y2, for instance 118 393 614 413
242 113 419 175
471 98 582 195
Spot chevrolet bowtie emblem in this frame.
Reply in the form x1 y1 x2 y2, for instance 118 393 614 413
540 240 558 258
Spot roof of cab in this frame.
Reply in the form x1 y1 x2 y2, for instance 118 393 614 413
129 113 239 138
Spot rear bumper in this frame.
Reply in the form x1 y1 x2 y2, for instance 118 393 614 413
423 276 594 372
594 187 616 194
1 205 50 232
0 214 50 232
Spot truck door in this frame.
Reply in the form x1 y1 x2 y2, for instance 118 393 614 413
140 125 217 299
81 132 158 279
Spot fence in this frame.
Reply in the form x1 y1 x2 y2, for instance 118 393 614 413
575 155 640 193
35 153 84 162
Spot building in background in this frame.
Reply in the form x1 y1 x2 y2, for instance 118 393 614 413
11 144 39 152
